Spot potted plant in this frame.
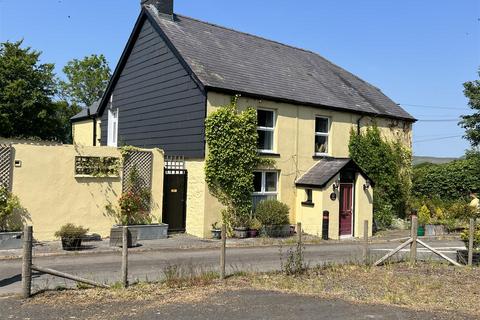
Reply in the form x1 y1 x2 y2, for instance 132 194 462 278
55 223 88 251
255 200 291 238
248 218 262 238
0 187 29 250
211 222 222 239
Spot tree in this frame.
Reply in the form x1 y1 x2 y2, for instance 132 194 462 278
59 54 111 108
349 126 412 228
205 96 272 229
460 68 480 147
0 40 63 140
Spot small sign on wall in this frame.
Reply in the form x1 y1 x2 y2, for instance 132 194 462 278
330 192 337 201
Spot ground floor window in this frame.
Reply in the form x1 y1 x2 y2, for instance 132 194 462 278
252 171 278 209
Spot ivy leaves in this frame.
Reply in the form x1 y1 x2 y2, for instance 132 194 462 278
205 96 265 226
349 126 412 221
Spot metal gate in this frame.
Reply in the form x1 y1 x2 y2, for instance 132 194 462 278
163 156 187 232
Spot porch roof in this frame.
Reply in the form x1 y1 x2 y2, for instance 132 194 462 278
295 157 372 188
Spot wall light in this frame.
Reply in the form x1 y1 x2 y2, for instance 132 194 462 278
363 179 371 190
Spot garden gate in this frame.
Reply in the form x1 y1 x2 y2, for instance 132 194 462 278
163 156 187 232
0 144 13 190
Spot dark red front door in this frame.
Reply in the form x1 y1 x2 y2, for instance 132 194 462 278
339 184 353 236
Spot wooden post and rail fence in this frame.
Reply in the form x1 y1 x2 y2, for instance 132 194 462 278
20 213 474 298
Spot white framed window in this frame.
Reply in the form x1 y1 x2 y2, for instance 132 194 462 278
314 116 329 155
252 170 278 209
257 109 275 152
107 96 119 147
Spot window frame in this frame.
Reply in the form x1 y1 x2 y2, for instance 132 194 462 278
253 170 279 196
314 116 330 156
107 95 119 147
257 108 276 153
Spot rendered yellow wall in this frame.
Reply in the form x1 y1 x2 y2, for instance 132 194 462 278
8 142 164 241
205 91 409 239
72 119 102 146
184 159 207 237
354 173 373 238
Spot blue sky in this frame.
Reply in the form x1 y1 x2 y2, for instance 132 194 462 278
1 0 479 157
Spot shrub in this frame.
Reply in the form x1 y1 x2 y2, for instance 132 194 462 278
374 202 394 230
0 187 28 232
418 205 431 226
255 200 289 226
54 223 88 239
249 218 262 230
460 227 480 249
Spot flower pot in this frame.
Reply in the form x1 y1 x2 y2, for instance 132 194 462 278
263 225 291 238
248 229 259 238
456 249 480 265
109 227 138 247
233 227 248 239
417 225 425 237
61 237 82 251
211 229 222 240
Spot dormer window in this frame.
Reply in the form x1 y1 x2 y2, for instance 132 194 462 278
314 117 329 156
257 109 275 152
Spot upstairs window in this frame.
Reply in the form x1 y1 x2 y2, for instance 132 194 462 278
315 117 329 155
257 109 275 152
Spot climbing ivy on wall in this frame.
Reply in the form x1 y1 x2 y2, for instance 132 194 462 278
412 151 480 201
349 126 412 227
205 95 273 229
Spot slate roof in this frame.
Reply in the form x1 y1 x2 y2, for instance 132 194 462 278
146 6 415 121
296 158 370 188
70 100 101 122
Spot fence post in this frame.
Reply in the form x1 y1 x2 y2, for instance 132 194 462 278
122 226 128 288
22 225 33 299
410 213 418 264
468 218 475 266
220 224 226 280
363 220 369 265
297 222 303 247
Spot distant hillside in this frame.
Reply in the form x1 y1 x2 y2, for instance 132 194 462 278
413 156 458 166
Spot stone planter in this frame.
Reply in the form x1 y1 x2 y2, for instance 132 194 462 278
425 224 446 236
109 228 138 248
263 225 291 238
126 224 168 241
61 237 82 251
0 232 22 250
456 249 480 265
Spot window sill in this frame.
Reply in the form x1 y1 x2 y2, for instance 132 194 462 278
312 154 331 160
301 201 315 207
258 151 281 157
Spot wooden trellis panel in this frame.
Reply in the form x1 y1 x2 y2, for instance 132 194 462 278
0 144 12 190
122 151 153 194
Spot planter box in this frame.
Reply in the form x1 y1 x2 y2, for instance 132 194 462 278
109 228 138 248
263 225 291 238
0 232 23 250
234 227 248 239
127 224 168 241
425 224 446 236
61 237 82 251
456 249 480 265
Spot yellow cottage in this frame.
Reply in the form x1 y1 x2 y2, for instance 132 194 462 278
72 0 415 239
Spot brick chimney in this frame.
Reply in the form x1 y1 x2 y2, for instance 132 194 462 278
141 0 173 16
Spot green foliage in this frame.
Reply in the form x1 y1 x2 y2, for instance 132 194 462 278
249 217 262 230
0 187 28 232
0 40 78 142
374 202 394 230
205 95 273 227
255 199 290 226
460 68 480 147
349 126 412 223
106 166 152 225
54 223 88 239
412 152 480 200
460 225 480 250
280 242 306 276
418 205 431 226
59 54 111 108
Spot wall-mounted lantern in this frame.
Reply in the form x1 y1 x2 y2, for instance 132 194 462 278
363 179 371 190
